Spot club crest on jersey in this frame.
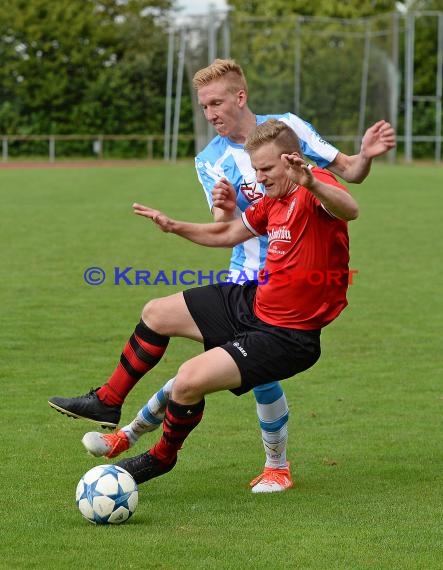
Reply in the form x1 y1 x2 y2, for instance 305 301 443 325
240 180 264 203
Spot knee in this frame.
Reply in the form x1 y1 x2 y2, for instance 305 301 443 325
141 298 164 333
172 362 205 403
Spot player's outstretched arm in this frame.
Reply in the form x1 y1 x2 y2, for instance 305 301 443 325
327 120 396 184
132 202 253 247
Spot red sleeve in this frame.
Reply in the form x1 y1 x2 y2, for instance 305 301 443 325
311 167 348 193
241 197 268 236
308 167 349 217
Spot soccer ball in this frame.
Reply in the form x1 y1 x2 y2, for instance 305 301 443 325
76 464 138 524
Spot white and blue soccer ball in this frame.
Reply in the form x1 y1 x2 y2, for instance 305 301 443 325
76 464 138 525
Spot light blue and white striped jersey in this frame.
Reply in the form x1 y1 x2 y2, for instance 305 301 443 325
195 112 339 278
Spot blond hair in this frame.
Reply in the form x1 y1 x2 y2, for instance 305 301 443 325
192 59 248 94
244 119 302 156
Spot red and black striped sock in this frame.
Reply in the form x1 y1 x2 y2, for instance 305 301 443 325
150 398 205 466
97 320 169 406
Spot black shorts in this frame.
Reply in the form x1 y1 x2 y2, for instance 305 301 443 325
183 283 321 396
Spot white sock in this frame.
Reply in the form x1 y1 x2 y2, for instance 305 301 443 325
121 377 175 445
253 384 289 469
261 425 288 469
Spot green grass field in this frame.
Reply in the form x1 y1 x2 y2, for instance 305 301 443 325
1 162 442 569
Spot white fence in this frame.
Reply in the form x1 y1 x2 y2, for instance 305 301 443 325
0 134 194 162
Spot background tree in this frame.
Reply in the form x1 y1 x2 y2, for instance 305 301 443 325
0 0 441 159
0 0 174 145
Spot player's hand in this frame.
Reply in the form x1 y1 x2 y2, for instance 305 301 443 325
281 153 313 188
212 177 237 214
361 120 396 158
132 202 174 232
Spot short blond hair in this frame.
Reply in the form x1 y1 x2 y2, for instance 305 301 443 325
244 119 302 156
192 59 248 94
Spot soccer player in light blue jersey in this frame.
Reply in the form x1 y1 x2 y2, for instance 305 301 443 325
53 59 395 492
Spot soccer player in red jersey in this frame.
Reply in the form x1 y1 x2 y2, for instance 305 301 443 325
49 59 393 492
73 118 360 484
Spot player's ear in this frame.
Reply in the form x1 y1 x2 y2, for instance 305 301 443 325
237 89 247 107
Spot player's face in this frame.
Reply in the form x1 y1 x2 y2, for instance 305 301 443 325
250 142 294 199
197 79 246 140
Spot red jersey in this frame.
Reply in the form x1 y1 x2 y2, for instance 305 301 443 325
241 167 351 330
